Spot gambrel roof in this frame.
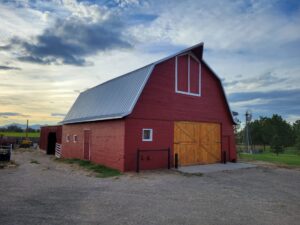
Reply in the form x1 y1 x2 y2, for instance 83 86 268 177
62 64 154 124
62 43 235 124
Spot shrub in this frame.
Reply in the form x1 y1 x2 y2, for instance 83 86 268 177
270 135 284 156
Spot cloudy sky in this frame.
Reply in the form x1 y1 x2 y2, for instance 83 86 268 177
0 0 299 126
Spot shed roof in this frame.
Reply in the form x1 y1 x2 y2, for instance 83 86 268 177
62 43 235 124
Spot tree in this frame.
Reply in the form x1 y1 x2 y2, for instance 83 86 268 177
293 120 300 132
295 135 300 152
6 125 23 132
270 115 294 147
241 114 295 151
294 121 300 152
27 127 36 132
249 119 264 148
259 117 273 148
270 135 284 156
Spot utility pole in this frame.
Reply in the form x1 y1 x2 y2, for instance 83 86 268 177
245 110 252 154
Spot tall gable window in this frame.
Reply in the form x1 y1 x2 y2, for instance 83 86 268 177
175 53 201 96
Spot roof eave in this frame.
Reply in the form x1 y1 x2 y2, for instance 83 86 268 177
126 64 155 116
61 115 125 125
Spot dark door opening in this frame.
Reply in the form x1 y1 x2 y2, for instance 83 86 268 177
222 135 230 161
47 132 57 155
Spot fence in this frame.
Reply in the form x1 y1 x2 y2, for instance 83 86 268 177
136 148 171 173
55 143 61 158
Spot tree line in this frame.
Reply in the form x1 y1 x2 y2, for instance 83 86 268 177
0 125 40 133
237 114 300 154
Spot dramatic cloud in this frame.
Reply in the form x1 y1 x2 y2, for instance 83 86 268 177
130 0 300 54
228 89 300 119
0 112 29 118
2 17 132 66
222 72 290 92
51 113 66 117
0 0 299 125
0 65 20 70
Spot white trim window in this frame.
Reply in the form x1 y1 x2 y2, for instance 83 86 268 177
66 134 70 143
142 129 153 142
73 135 78 143
175 52 201 96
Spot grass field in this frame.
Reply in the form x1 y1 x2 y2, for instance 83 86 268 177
56 158 121 178
0 132 40 138
239 147 300 166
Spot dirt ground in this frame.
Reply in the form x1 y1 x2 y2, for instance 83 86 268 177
0 149 300 225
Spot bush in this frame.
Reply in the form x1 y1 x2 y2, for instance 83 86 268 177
295 135 300 152
271 135 284 156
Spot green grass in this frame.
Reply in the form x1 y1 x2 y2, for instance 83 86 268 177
0 132 40 138
30 159 40 164
56 158 121 178
239 148 300 167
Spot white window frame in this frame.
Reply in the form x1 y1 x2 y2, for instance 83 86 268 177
142 128 153 142
175 52 201 96
73 135 78 143
66 134 70 143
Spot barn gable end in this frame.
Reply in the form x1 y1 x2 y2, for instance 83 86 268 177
124 54 236 170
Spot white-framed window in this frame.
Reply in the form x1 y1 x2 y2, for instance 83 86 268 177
66 134 70 143
175 52 201 96
73 135 78 143
142 129 153 142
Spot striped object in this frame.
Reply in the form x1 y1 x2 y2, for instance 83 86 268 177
55 143 61 158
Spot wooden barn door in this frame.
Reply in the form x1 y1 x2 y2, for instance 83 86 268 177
83 130 91 160
174 121 221 166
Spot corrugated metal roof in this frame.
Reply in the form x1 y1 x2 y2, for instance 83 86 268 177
62 64 154 124
62 42 236 125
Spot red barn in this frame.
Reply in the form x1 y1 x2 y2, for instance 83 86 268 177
61 43 237 172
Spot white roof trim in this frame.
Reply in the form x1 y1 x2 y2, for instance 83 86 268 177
126 64 155 116
61 115 124 125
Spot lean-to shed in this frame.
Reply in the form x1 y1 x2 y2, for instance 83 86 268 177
39 125 62 155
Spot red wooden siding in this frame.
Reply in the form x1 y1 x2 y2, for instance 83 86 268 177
83 130 91 160
39 125 62 151
190 56 200 94
127 56 236 169
124 119 173 171
62 120 125 171
177 55 189 92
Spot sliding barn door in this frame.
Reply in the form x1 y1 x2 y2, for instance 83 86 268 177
174 121 221 166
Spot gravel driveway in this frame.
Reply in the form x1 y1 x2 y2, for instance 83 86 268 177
0 149 299 225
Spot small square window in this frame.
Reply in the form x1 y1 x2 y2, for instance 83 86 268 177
66 135 70 142
73 135 78 143
142 129 153 142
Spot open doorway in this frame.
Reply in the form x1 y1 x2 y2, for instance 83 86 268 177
222 135 230 162
47 132 56 155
